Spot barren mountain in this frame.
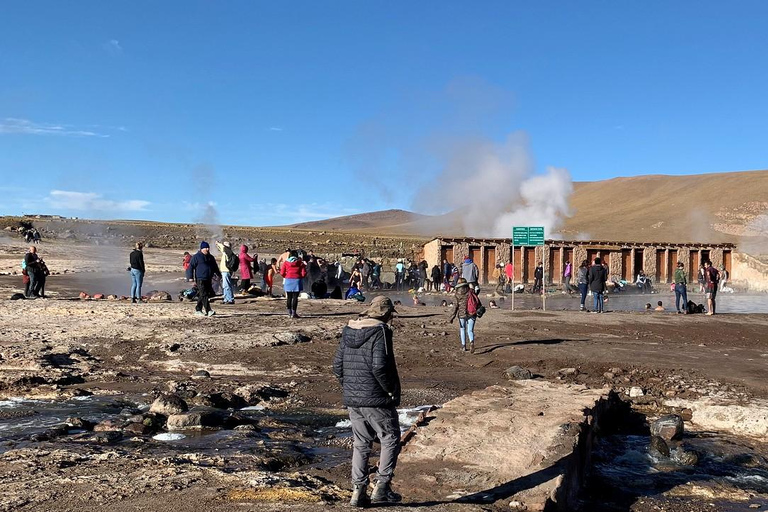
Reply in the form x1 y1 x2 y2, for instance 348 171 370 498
290 170 768 245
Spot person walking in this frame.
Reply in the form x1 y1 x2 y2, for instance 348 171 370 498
461 257 479 291
129 242 145 303
588 257 607 313
394 259 406 292
673 261 689 314
697 263 707 294
238 245 255 293
577 259 589 311
24 246 41 298
532 262 544 294
189 241 221 317
704 260 720 315
215 241 238 304
280 250 307 318
563 260 573 294
449 278 478 353
332 296 402 507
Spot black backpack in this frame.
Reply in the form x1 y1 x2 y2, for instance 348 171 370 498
226 253 239 273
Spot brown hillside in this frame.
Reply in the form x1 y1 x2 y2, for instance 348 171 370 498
284 209 431 232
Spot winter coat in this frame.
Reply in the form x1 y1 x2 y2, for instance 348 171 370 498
431 266 441 283
462 260 479 283
129 249 145 272
450 284 474 320
505 263 514 281
587 264 607 293
215 242 236 273
333 318 401 408
577 266 589 285
564 263 572 278
674 268 687 285
279 258 307 280
182 254 191 270
189 251 221 281
534 266 544 280
239 246 255 279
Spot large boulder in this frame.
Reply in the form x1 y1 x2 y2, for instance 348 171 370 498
149 394 188 416
649 435 670 458
166 409 225 430
272 332 311 345
650 414 684 441
148 290 172 301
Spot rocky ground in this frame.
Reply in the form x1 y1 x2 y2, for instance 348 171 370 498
1 223 768 511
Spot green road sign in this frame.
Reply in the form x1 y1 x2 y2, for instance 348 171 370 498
512 227 529 246
512 226 545 246
529 226 545 246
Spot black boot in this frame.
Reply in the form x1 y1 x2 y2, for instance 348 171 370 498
371 481 401 504
349 483 370 507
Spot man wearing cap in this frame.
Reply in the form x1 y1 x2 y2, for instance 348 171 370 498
333 296 402 507
189 241 221 317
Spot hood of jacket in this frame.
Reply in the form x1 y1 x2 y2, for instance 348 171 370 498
344 318 386 348
455 284 469 297
239 245 249 255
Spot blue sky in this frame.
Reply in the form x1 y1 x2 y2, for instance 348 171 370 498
1 2 767 225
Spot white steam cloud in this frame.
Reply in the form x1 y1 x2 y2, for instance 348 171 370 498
415 132 573 237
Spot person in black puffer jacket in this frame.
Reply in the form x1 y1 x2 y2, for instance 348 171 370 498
333 295 402 507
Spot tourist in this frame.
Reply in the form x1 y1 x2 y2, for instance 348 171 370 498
563 260 573 294
719 265 730 292
449 278 478 353
280 250 307 318
265 258 277 295
215 241 237 305
697 263 706 294
704 260 720 315
24 246 41 298
636 270 651 294
189 241 221 317
129 242 145 304
504 259 514 290
645 303 652 310
395 259 406 292
183 251 193 281
371 261 382 290
333 295 402 507
674 261 689 314
442 259 453 291
361 259 371 290
430 264 441 292
276 248 290 271
238 245 255 293
492 263 506 295
532 262 544 294
36 258 49 298
418 261 428 290
588 257 607 313
462 257 479 291
655 301 665 311
349 267 363 292
577 259 589 311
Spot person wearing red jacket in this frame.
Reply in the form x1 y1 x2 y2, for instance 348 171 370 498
280 250 308 318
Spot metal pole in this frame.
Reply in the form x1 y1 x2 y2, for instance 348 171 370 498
543 244 546 311
511 242 515 312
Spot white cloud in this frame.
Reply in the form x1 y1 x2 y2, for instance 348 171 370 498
245 202 359 225
268 127 284 132
105 39 123 54
47 190 150 212
0 118 109 137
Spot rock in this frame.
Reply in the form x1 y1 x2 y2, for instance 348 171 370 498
234 424 258 432
680 408 693 421
93 419 124 432
628 387 644 398
66 417 95 430
650 414 684 441
92 294 105 300
79 291 90 299
603 372 615 379
649 435 670 458
166 409 225 430
233 383 281 405
671 446 699 466
509 500 528 510
124 422 152 435
504 366 533 380
191 369 211 380
148 290 172 301
272 331 311 345
558 367 578 376
94 431 123 444
749 504 761 509
149 394 188 416
107 294 118 300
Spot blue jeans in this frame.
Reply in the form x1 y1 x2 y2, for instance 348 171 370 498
593 291 604 312
578 283 588 307
459 317 475 346
221 272 234 303
130 269 144 299
675 284 688 312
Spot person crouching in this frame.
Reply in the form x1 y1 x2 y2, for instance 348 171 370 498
333 296 402 507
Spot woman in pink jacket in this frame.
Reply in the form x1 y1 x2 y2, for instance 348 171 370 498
239 245 256 292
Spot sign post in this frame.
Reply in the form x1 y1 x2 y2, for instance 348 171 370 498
512 226 545 311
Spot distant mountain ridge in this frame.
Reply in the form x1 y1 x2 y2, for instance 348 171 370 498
287 170 768 245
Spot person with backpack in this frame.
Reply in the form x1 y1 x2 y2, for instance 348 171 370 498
577 259 589 311
280 250 307 318
588 257 608 313
129 242 145 304
215 241 238 304
449 277 481 354
189 241 221 317
238 245 255 293
461 257 479 291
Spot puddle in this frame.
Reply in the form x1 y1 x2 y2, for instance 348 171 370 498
333 405 435 431
585 428 768 510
